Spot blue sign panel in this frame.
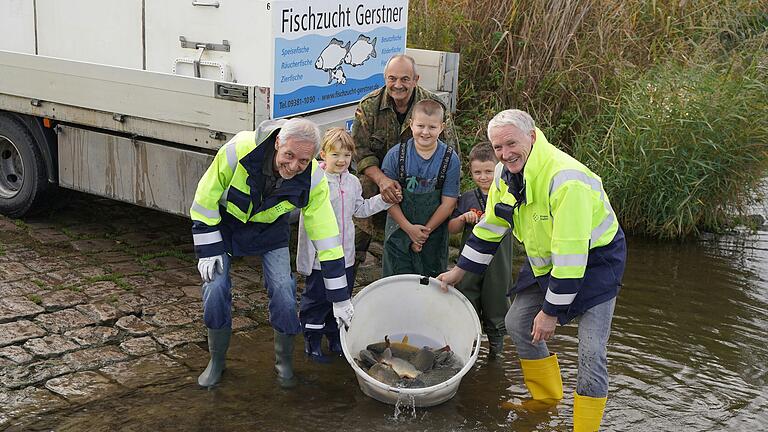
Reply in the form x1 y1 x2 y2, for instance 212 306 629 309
272 1 408 119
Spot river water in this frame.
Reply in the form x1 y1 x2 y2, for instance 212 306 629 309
15 228 768 431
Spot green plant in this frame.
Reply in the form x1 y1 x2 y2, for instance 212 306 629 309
408 0 764 147
574 54 768 238
86 273 133 291
60 226 115 240
115 279 132 291
27 294 42 305
138 249 194 263
60 227 80 239
408 1 767 238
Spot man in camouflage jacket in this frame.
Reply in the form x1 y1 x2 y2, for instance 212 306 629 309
351 54 458 265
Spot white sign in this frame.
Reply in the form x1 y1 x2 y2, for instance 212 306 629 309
272 0 408 118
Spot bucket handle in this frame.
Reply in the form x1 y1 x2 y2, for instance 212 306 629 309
470 332 482 361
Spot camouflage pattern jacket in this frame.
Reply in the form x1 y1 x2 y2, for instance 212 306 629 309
352 85 459 175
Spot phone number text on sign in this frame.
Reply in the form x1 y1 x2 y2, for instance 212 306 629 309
278 95 317 110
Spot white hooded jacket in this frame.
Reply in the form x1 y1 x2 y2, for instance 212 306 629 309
297 169 391 275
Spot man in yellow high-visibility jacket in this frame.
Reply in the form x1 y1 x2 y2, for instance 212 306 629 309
438 109 626 431
190 118 352 388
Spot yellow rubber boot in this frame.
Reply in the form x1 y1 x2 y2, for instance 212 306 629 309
520 354 564 400
573 392 607 432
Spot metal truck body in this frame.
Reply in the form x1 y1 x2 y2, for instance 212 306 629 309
0 0 458 217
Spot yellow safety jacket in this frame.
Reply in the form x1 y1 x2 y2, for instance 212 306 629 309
190 120 349 302
457 128 626 323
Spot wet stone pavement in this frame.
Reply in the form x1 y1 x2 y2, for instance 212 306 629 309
0 192 386 428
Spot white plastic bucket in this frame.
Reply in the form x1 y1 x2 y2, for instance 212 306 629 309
340 274 482 407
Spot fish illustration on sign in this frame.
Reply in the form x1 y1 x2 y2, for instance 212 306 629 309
329 67 346 85
315 38 349 72
344 34 377 66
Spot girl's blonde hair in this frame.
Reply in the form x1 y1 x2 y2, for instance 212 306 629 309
322 127 356 154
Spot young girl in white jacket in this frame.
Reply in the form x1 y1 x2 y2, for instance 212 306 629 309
296 128 392 363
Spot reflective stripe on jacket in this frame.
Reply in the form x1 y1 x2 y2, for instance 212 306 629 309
457 128 625 323
190 120 349 302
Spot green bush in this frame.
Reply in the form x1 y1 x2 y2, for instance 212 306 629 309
407 1 768 238
573 55 768 238
409 0 764 146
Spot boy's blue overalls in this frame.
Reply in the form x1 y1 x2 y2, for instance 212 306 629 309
382 142 454 277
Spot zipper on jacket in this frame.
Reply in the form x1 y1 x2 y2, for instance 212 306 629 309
339 173 345 247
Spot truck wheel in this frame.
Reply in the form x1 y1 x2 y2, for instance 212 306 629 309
0 115 48 217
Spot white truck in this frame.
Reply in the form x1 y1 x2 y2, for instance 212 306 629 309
0 0 458 217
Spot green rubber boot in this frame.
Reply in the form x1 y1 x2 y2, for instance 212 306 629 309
488 335 504 360
274 330 297 388
198 327 231 387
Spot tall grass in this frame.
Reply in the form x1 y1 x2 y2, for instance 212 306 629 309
574 52 768 238
408 0 768 238
410 0 764 139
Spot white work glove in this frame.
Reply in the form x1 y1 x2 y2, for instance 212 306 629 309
197 255 224 283
332 299 354 328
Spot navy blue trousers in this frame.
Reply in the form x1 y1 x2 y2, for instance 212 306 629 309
299 266 355 336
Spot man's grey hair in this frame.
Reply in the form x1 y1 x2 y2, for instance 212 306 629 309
487 109 535 140
277 118 322 155
384 54 418 77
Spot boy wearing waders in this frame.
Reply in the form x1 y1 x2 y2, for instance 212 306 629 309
380 99 461 277
447 142 513 360
296 128 392 363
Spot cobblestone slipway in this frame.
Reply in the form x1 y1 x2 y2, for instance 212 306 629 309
0 192 385 427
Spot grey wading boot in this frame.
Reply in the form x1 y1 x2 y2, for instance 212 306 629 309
274 330 297 388
198 327 231 387
488 336 504 360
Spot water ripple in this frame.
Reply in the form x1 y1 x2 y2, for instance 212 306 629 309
13 230 768 431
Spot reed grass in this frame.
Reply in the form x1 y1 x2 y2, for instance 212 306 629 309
574 52 768 238
407 0 768 237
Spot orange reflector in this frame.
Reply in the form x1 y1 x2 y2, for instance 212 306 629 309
43 118 52 128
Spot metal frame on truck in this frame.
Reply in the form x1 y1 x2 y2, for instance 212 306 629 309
0 48 458 217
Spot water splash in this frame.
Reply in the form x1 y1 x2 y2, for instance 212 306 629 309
392 394 416 420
